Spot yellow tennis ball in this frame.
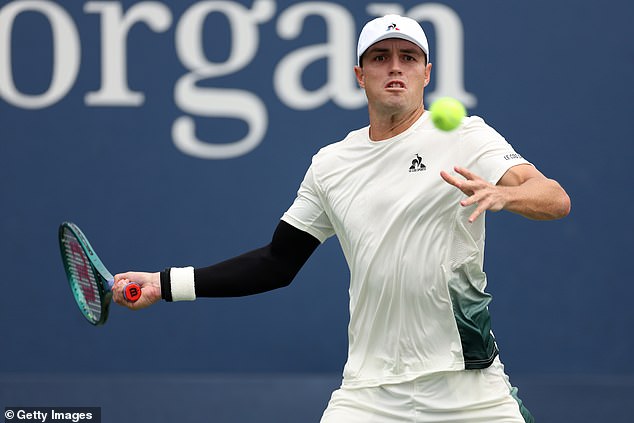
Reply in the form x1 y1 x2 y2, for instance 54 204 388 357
429 97 466 131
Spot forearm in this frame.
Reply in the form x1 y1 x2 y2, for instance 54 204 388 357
501 176 571 220
193 245 301 297
160 221 320 301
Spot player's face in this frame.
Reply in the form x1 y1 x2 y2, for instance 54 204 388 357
355 39 431 116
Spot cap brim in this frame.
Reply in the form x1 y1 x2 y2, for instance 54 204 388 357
358 33 428 64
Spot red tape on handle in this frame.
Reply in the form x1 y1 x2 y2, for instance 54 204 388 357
123 282 142 302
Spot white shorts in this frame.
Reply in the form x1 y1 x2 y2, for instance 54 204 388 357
320 358 533 423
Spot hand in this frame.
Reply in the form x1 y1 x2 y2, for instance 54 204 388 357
112 271 162 310
440 166 507 223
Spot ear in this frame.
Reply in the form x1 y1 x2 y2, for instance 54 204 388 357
354 66 365 88
423 62 432 87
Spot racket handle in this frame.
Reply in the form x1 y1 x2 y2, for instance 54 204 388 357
123 282 142 302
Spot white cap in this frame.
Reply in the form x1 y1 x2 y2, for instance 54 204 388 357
357 14 430 66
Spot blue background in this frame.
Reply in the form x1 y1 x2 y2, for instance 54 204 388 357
1 1 633 422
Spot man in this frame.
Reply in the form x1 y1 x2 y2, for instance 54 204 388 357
113 14 570 423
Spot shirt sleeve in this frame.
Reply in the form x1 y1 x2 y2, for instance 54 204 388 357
461 116 531 184
281 163 335 243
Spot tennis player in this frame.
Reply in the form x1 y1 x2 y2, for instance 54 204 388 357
113 14 570 423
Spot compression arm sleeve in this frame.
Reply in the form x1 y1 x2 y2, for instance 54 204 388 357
160 220 320 300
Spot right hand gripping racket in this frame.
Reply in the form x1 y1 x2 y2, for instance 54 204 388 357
59 222 141 325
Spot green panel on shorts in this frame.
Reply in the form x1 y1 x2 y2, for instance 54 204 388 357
510 386 535 423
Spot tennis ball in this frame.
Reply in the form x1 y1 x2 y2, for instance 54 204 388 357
429 97 466 131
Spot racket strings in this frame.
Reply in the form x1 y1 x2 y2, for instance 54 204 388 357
61 230 102 322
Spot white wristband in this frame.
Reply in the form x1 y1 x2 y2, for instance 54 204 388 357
170 266 196 301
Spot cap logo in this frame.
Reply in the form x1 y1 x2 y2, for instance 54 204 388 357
387 23 400 31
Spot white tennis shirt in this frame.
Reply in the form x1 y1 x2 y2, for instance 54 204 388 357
282 112 530 388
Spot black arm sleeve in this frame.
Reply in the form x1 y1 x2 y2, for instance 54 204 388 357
192 220 320 297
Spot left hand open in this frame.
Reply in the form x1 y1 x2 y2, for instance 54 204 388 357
440 166 507 223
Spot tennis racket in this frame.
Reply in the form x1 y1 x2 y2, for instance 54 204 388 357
59 221 141 325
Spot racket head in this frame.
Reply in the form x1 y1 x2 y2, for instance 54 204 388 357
58 222 114 326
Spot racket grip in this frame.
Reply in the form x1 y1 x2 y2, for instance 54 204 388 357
123 282 142 302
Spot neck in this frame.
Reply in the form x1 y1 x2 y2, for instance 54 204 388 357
368 105 425 141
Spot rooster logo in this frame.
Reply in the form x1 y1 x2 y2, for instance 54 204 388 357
409 154 426 172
